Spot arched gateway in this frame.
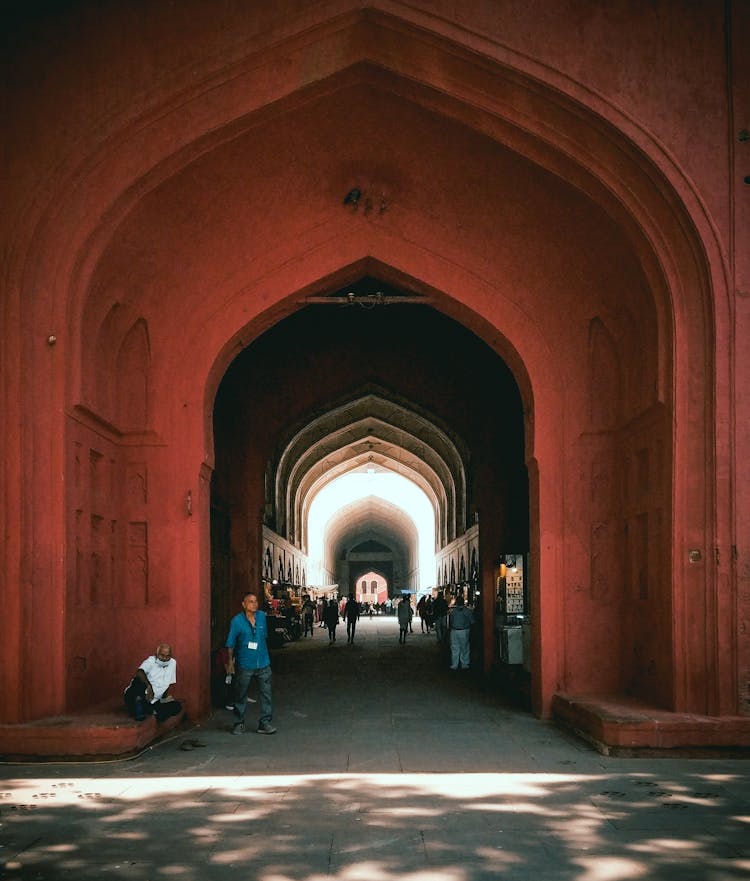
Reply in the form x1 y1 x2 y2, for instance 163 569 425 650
2 3 746 752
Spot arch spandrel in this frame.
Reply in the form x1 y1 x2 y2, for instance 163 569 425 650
57 15 715 402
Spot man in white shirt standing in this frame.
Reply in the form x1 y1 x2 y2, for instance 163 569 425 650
124 643 182 722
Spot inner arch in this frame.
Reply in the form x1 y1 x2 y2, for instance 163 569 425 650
307 468 435 591
271 384 468 550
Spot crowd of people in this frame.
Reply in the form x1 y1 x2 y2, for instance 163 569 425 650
260 588 474 665
125 588 476 738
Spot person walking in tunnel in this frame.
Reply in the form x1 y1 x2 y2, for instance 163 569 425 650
301 594 315 638
224 591 277 735
397 595 411 644
424 595 434 632
448 594 474 671
432 591 449 643
123 643 182 722
344 592 359 644
324 598 340 644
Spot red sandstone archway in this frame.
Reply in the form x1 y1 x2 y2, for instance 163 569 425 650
1 8 732 730
211 297 525 675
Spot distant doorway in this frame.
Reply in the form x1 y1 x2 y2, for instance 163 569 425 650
356 571 388 605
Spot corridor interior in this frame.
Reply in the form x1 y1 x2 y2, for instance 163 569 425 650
210 284 530 679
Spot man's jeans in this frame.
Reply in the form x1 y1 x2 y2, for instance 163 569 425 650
234 665 273 727
450 629 471 669
434 615 447 642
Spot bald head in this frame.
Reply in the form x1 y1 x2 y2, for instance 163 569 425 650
155 644 172 661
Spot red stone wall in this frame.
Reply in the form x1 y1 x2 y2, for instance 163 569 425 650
1 1 745 727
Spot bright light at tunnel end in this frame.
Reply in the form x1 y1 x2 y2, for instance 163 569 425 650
307 471 435 590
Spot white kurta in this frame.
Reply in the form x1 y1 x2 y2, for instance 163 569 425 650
138 656 177 703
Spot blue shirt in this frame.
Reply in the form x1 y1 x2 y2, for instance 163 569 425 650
449 606 474 630
225 610 271 670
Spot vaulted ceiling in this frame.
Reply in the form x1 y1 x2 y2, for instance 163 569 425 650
212 296 528 595
271 386 468 555
325 495 416 585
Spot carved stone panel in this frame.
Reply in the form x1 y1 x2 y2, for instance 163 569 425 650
125 521 148 606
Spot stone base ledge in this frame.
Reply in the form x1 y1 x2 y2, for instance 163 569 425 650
0 701 187 760
552 693 750 755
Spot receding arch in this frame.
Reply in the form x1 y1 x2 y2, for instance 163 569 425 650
297 442 446 551
325 497 418 596
269 386 469 552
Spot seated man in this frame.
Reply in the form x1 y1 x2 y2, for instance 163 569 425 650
123 643 182 723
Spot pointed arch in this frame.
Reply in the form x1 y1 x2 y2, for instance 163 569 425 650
269 387 469 553
116 319 151 432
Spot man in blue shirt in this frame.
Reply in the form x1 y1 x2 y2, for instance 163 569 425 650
225 592 277 734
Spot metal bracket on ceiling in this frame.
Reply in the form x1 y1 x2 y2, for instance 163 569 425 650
302 291 430 308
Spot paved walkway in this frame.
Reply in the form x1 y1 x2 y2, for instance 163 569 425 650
1 615 748 880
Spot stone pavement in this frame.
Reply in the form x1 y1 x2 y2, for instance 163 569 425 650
1 615 748 880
